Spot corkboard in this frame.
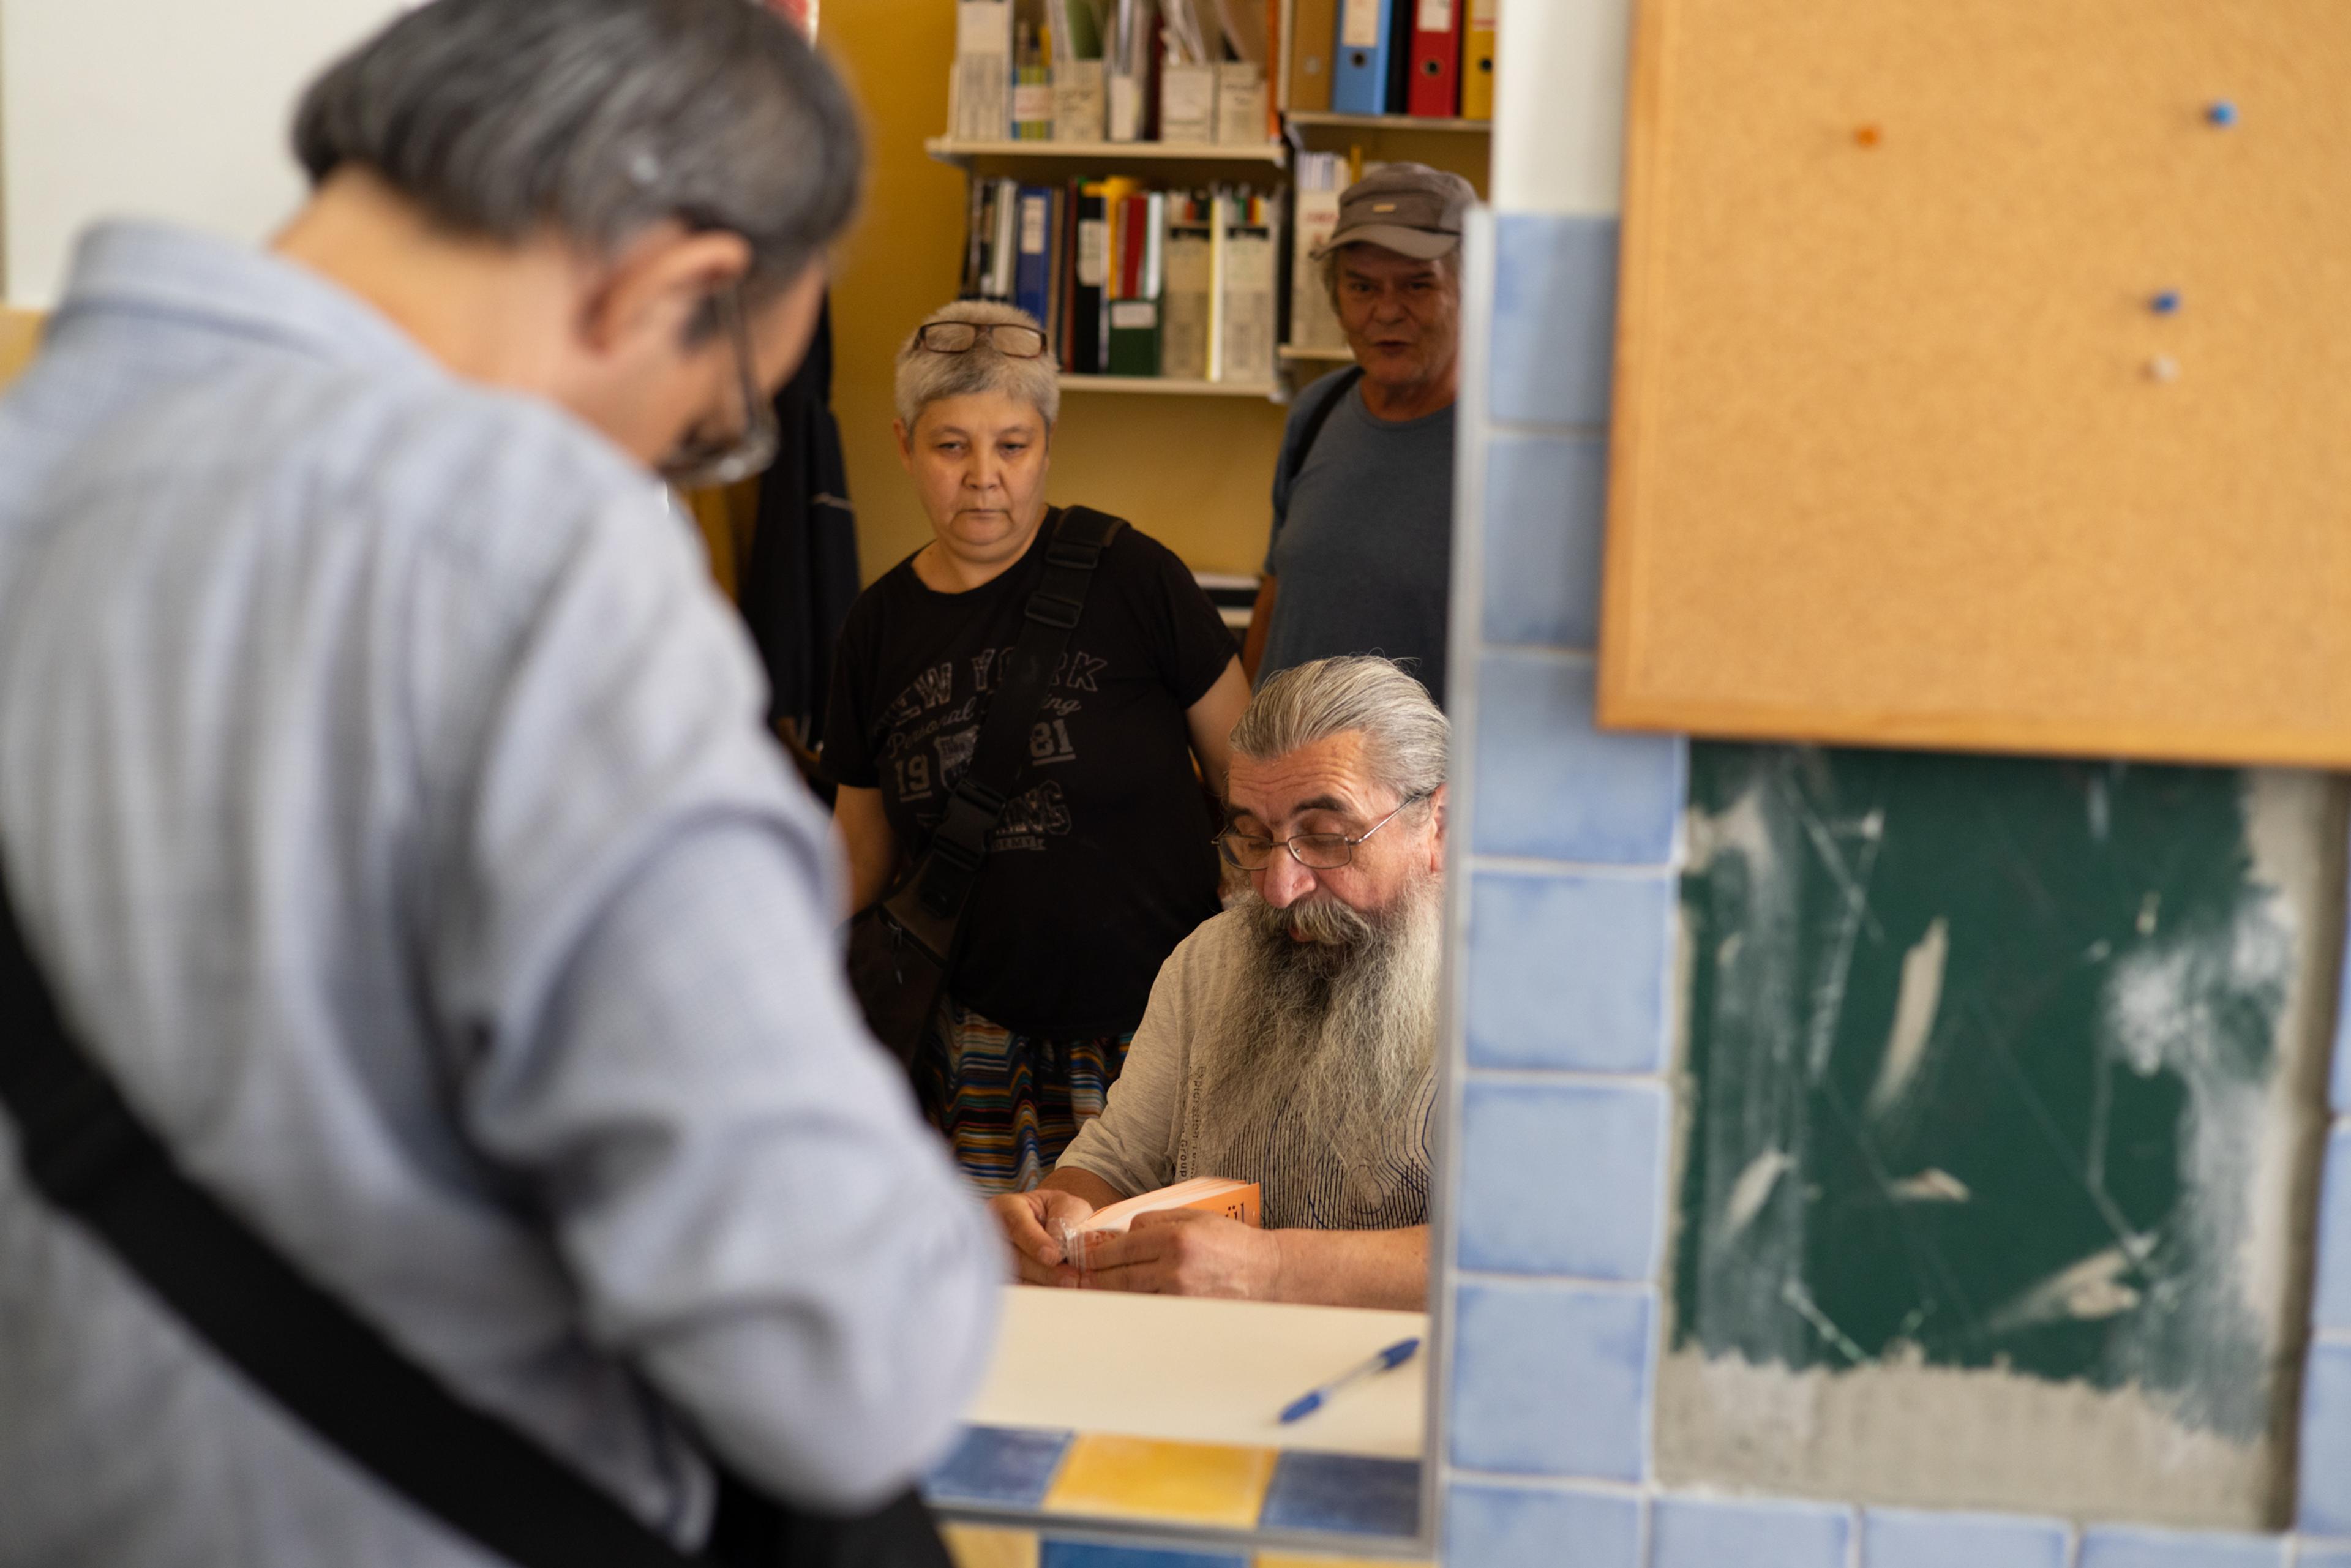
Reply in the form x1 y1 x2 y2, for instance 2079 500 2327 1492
1599 0 2351 765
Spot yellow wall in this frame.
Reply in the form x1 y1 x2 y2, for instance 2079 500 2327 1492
823 0 1292 583
0 311 41 388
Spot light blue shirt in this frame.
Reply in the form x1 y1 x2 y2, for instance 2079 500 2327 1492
0 222 1000 1567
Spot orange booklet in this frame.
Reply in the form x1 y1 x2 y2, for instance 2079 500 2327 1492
1054 1177 1261 1267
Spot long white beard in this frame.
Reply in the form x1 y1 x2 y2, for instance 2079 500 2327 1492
1193 874 1443 1202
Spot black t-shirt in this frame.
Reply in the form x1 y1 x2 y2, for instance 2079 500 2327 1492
823 509 1237 1036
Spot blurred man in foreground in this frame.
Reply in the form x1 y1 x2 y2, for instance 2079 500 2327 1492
0 4 998 1565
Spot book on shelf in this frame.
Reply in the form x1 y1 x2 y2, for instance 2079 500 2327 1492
1406 0 1461 118
1460 0 1495 119
950 0 1013 140
1288 151 1348 356
959 173 1278 388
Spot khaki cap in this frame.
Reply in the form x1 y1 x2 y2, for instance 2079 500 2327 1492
1311 162 1477 262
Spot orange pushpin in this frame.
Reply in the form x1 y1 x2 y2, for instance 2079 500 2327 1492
1854 124 1883 148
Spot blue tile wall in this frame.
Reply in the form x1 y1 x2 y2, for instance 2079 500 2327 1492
1651 1496 1851 1568
2298 1547 2351 1568
1463 869 1673 1073
1257 1452 1421 1539
1442 1482 1641 1568
2075 1527 2285 1568
1862 1508 2070 1568
2300 1342 2351 1537
1457 1079 1665 1279
1488 214 1619 427
1468 651 1683 865
2317 1127 2351 1335
1447 1281 1651 1481
1481 433 1608 650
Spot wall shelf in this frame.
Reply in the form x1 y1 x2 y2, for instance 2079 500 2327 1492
1284 112 1492 135
1278 344 1354 362
926 137 1288 170
1058 373 1281 399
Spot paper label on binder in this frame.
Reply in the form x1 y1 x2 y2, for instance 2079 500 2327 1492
1109 301 1157 329
1341 0 1382 49
1076 219 1108 287
1469 0 1496 23
1417 0 1453 28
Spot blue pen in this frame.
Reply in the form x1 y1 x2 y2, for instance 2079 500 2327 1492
1278 1337 1422 1424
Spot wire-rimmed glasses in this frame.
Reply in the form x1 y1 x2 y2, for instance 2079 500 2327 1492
658 283 780 490
915 320 1049 358
1215 794 1430 872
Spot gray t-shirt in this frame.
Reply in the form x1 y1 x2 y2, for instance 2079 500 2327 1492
1260 368 1457 705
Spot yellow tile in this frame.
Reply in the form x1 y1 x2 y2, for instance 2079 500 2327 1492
1257 1558 1433 1568
1043 1433 1278 1529
940 1521 1038 1568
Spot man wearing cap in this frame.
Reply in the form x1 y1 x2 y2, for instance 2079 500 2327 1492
1240 162 1474 707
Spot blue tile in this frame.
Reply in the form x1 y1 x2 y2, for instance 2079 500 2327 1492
1464 869 1674 1073
2301 1342 2351 1536
1443 1482 1640 1568
2318 1128 2351 1334
925 1425 1070 1508
1449 1281 1650 1480
1482 432 1608 650
1256 1451 1419 1538
1864 1507 2069 1568
1457 1078 1666 1280
2077 1526 2284 1568
1652 1495 1851 1568
2297 1545 2351 1568
1469 650 1684 865
1038 1544 1245 1568
1489 213 1619 427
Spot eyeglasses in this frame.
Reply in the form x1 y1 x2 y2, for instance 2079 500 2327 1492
658 283 780 490
916 320 1048 358
1215 794 1430 872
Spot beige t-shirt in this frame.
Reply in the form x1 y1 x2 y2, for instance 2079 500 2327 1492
1056 908 1433 1230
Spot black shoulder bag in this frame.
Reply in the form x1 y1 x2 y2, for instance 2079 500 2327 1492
844 506 1126 1070
0 867 951 1567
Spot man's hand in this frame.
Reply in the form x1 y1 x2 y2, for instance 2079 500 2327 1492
1072 1210 1283 1298
988 1189 1097 1285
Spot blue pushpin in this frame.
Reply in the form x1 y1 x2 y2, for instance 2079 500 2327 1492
2207 100 2237 127
2151 290 2181 315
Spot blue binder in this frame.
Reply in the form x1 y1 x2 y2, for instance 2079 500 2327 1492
1330 0 1398 114
1012 186 1054 329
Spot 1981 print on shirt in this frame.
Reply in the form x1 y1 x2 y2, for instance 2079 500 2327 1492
881 645 1108 851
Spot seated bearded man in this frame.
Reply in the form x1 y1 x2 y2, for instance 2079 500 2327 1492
989 655 1444 1310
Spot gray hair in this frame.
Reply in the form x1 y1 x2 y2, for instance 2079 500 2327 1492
894 299 1062 432
293 0 861 316
1319 241 1461 310
1231 656 1449 805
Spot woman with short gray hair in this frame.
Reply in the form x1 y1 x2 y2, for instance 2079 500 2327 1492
825 301 1251 1193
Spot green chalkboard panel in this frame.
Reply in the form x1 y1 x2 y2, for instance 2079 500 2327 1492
1659 744 2341 1528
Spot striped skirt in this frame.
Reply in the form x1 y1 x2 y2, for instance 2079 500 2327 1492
916 1002 1132 1195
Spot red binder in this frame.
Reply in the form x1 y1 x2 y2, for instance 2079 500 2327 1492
1406 0 1462 118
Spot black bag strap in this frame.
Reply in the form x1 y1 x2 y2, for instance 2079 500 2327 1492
1273 366 1364 528
0 876 707 1568
904 505 1125 928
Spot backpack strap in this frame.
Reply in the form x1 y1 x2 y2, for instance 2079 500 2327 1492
906 506 1126 929
0 876 708 1568
1272 366 1365 529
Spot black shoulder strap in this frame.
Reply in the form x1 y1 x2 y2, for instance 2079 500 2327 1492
905 506 1126 928
1273 366 1365 527
0 879 706 1568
